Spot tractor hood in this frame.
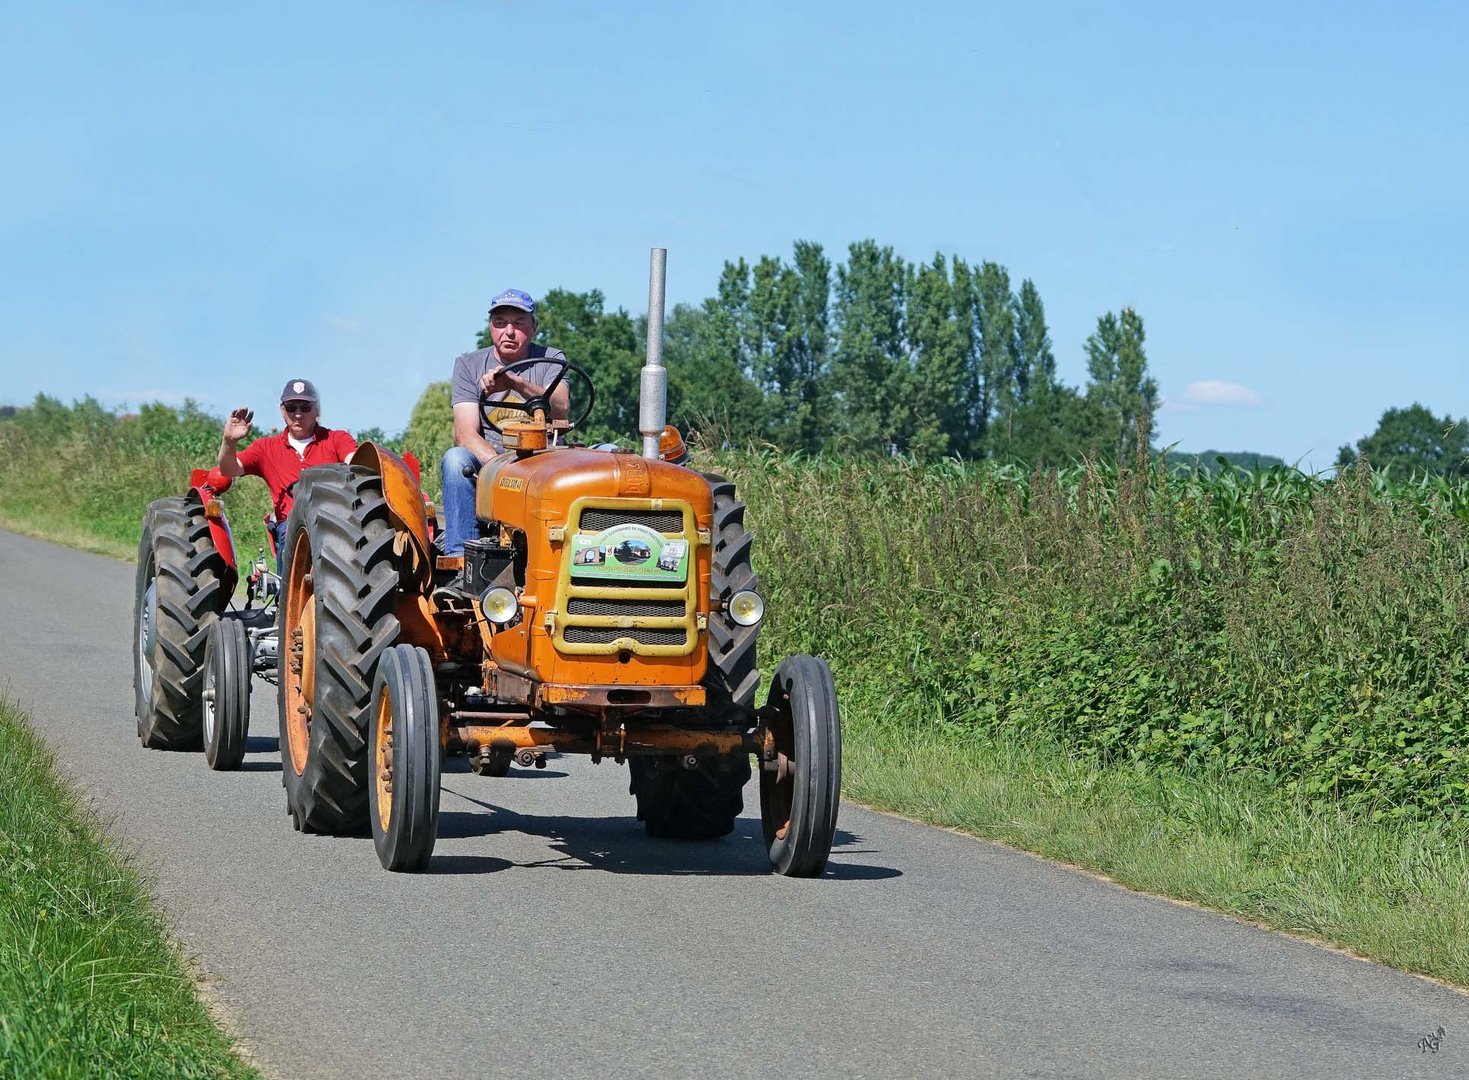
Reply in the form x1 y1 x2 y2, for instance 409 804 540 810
475 447 713 531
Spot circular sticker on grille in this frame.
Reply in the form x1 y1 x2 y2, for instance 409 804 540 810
571 524 688 582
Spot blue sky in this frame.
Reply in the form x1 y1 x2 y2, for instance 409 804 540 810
2 1 1465 470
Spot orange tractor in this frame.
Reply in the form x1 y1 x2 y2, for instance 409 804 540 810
134 250 842 875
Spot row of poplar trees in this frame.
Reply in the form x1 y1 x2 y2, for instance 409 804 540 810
496 240 1159 465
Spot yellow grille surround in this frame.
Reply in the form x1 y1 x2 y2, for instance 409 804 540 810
551 497 701 657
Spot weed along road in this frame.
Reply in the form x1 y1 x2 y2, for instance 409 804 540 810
0 528 1464 1079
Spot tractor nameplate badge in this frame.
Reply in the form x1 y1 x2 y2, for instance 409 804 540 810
570 523 688 583
498 476 524 491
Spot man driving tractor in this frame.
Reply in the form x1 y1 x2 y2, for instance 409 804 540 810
440 288 570 556
217 378 358 569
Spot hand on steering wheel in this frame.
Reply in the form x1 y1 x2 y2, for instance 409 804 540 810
479 357 596 436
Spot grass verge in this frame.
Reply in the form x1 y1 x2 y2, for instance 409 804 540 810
0 511 136 562
0 697 257 1078
841 704 1469 987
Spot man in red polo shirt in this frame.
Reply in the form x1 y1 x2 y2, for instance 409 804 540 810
217 378 358 568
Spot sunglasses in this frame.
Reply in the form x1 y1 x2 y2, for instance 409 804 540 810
283 402 315 414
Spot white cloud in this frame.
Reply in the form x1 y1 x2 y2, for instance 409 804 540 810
1178 380 1264 408
323 315 363 334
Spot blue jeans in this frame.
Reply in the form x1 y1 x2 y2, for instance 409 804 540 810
440 446 480 556
271 518 289 574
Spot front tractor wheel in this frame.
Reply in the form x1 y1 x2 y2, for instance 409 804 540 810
203 617 251 771
369 645 441 872
134 496 229 749
278 465 402 834
761 655 842 877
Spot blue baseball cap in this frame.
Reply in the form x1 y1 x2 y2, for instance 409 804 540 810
488 288 536 316
279 378 319 404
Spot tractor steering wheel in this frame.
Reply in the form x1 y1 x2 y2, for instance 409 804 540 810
479 357 596 437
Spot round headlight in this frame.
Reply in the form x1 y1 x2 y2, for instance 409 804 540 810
479 586 519 626
727 589 764 627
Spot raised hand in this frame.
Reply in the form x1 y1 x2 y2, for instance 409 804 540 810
223 407 254 443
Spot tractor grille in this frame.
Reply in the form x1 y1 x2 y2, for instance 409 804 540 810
563 626 688 646
555 498 699 657
579 507 684 533
568 597 686 618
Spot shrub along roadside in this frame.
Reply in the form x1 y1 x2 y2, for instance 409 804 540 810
0 697 257 1078
726 450 1469 821
0 395 273 562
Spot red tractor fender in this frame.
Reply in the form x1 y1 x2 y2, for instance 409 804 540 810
188 467 239 576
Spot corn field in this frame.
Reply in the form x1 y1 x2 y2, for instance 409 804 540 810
724 449 1469 821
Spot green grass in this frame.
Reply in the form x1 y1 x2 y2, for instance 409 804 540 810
0 510 137 561
0 698 258 1078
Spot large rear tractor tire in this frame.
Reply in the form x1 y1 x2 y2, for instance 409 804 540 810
369 644 441 872
203 617 251 771
134 497 229 749
628 753 751 840
760 655 841 877
701 473 760 715
278 465 402 834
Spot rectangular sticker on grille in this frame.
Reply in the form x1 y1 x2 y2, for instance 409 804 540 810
570 523 688 583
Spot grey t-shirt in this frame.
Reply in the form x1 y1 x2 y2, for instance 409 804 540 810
450 344 567 452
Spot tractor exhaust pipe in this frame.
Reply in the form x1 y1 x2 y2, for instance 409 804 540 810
640 247 668 459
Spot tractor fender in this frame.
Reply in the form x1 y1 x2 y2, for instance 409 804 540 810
351 442 434 594
186 472 238 574
188 467 234 497
181 483 240 602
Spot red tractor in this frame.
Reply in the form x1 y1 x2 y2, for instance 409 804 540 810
133 465 264 770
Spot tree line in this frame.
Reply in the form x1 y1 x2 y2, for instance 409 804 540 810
1336 404 1469 478
6 233 1465 478
497 239 1160 465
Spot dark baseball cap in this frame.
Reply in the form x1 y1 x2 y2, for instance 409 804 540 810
488 288 536 316
280 378 319 404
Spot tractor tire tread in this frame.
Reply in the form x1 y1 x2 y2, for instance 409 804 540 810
629 753 751 840
134 496 229 749
700 472 760 716
279 468 402 834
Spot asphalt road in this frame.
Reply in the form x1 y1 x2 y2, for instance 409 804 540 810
1 526 1464 1078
